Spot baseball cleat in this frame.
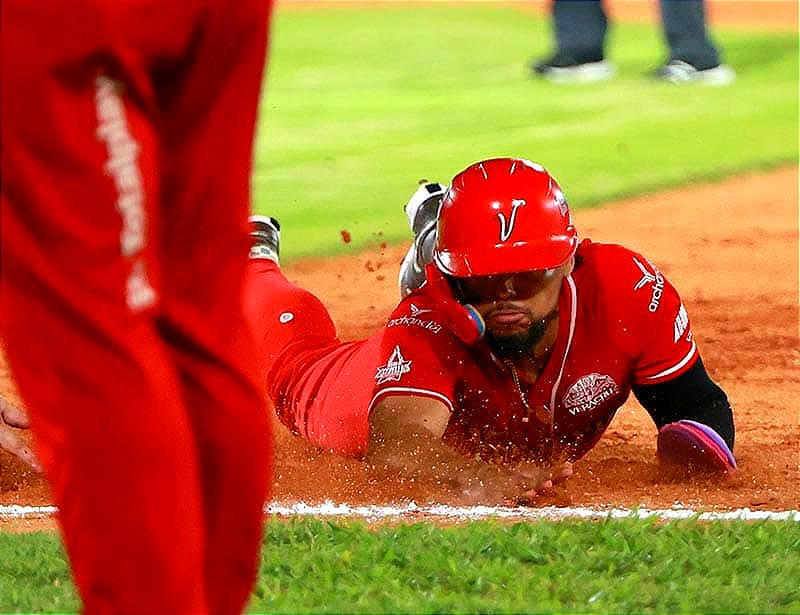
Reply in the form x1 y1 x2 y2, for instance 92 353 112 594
404 180 447 235
249 215 281 263
399 181 447 297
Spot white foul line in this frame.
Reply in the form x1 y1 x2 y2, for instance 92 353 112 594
2 501 799 522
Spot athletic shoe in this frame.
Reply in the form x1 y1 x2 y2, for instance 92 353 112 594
532 54 616 84
404 180 446 235
399 181 446 297
249 215 281 263
655 60 736 86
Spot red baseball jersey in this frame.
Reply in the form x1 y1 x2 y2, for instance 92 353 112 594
370 238 698 464
253 239 697 465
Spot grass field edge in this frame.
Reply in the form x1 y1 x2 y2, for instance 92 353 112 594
3 502 799 522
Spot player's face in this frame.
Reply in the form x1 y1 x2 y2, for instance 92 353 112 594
455 260 572 358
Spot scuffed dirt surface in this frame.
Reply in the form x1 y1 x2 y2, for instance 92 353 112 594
3 166 797 527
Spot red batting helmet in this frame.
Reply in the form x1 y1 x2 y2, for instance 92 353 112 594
434 158 578 277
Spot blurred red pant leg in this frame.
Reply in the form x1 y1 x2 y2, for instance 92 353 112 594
156 1 274 612
0 1 273 613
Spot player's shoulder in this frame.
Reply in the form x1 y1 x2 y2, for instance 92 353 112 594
576 238 649 270
575 239 665 295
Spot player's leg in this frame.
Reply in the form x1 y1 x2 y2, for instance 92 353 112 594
656 0 734 84
155 1 274 613
244 248 340 421
0 3 207 613
244 226 379 458
552 0 608 63
659 0 721 69
533 0 615 82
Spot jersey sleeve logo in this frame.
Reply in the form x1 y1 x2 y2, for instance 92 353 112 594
673 304 689 343
409 303 432 317
632 256 665 312
375 345 413 385
387 303 443 334
562 373 619 416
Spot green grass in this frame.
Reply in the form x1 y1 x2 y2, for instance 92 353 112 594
0 532 78 612
254 4 798 261
254 518 800 614
2 518 799 613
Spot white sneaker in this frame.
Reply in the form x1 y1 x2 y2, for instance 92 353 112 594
533 58 616 84
656 60 736 86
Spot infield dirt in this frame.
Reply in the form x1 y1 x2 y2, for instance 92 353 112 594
2 166 798 527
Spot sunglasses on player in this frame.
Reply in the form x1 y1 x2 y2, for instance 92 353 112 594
450 269 556 305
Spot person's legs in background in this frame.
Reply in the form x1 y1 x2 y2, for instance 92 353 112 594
657 0 735 84
532 0 616 83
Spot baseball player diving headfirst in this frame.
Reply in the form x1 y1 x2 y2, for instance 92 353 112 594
245 157 736 503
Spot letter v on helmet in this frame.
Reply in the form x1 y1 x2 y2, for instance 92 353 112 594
498 199 526 241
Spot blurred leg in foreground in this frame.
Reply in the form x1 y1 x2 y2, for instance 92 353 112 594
0 1 273 613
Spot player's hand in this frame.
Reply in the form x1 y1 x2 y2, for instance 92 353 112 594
0 395 41 472
514 461 573 502
458 461 573 505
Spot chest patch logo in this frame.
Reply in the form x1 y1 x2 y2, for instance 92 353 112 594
562 373 619 416
375 345 412 385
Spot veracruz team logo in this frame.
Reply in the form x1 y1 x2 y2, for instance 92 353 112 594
562 373 619 416
497 199 526 242
375 345 412 385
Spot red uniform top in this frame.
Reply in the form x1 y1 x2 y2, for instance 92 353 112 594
370 239 697 463
258 239 697 462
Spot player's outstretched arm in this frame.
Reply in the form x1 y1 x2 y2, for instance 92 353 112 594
633 357 736 474
368 395 564 504
0 394 41 471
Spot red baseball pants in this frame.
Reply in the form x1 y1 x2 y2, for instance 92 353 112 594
244 260 379 458
1 1 273 613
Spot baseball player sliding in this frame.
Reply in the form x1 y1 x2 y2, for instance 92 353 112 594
245 157 736 503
